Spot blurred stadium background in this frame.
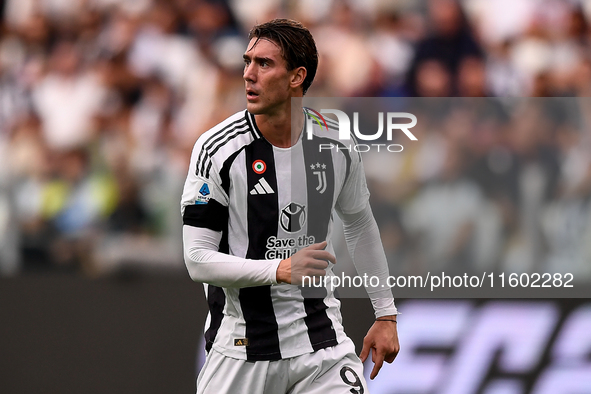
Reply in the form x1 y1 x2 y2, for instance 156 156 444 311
0 0 590 393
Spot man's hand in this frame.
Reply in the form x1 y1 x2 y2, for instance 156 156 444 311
276 241 336 284
360 316 400 380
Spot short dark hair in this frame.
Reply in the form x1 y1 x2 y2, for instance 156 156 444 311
248 19 318 95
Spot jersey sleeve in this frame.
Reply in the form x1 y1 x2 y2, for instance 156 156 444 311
339 203 399 317
336 150 370 215
183 226 281 287
180 137 230 231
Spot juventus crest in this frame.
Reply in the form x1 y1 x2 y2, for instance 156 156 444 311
309 162 327 194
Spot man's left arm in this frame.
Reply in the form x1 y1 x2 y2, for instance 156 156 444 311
339 203 400 380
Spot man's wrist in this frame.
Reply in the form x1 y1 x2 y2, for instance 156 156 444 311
276 258 291 283
371 298 398 318
376 315 397 322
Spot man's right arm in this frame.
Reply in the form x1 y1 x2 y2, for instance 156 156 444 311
183 225 335 288
183 225 281 288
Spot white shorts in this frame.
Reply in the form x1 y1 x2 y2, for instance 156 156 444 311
196 338 368 394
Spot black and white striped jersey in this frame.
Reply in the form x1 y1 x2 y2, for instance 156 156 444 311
181 108 370 361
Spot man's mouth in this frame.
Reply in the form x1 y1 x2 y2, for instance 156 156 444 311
246 89 259 99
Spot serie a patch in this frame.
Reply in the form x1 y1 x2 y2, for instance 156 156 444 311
234 338 249 346
195 182 211 205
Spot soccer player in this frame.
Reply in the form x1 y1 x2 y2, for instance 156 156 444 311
181 19 399 393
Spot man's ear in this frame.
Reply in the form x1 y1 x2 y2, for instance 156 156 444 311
290 67 307 90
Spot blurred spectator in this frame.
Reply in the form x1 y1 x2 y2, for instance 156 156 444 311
404 145 485 273
486 39 527 97
414 59 453 96
42 148 116 272
367 8 414 95
406 0 483 96
313 2 375 96
501 102 561 273
457 56 488 96
32 40 108 151
542 114 591 277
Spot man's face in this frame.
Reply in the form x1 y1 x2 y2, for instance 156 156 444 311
243 37 293 115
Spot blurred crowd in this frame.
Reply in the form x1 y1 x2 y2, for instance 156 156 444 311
357 97 591 279
0 0 590 277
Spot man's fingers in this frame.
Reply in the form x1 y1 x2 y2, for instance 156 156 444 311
359 345 369 363
309 250 336 264
305 268 328 277
309 258 331 269
359 342 370 363
385 351 398 363
379 342 398 364
306 241 327 250
296 242 336 265
370 355 384 380
304 242 336 264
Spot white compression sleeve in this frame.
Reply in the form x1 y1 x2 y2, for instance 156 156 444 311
339 203 399 317
183 225 281 288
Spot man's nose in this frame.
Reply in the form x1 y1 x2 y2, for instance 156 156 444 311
243 63 256 82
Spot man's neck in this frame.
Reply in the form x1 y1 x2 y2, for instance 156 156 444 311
254 101 304 148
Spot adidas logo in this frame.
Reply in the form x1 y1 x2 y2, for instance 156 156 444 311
250 178 275 195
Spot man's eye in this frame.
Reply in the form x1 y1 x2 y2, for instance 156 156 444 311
260 61 268 67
